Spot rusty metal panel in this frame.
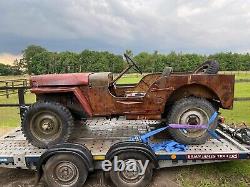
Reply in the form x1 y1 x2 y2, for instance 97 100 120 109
31 87 93 116
163 74 235 109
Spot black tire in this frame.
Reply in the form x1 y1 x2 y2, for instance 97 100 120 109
194 60 219 74
21 101 74 148
44 153 88 187
109 152 153 187
167 97 218 145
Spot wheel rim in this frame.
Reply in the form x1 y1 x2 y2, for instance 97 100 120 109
30 110 62 142
178 108 209 138
118 159 143 183
195 64 209 74
53 161 79 185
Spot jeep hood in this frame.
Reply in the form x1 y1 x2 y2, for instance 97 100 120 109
30 73 91 87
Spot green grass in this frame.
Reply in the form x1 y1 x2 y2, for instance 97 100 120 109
178 161 250 187
234 82 250 98
116 74 143 84
220 71 250 80
234 73 250 80
221 101 250 124
0 92 35 127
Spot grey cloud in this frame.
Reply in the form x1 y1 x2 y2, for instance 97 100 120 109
0 0 250 54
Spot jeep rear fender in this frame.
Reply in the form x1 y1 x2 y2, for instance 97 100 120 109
166 83 233 109
31 87 93 116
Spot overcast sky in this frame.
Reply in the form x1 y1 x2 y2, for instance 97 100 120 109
0 0 250 64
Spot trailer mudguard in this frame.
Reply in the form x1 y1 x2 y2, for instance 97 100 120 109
106 141 159 168
36 143 93 183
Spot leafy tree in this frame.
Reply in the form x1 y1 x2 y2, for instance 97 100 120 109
0 63 21 75
20 45 47 74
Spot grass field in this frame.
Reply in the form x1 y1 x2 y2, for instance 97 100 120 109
0 73 250 186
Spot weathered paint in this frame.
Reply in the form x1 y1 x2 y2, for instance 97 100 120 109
31 73 91 87
31 87 93 116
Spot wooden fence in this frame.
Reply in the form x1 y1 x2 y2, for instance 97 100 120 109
0 79 29 98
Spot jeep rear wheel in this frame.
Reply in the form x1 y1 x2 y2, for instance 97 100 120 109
22 102 73 148
167 97 218 144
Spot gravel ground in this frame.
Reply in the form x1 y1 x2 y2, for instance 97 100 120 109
0 167 181 187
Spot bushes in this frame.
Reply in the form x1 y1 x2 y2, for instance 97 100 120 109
0 63 21 76
9 45 250 75
134 51 250 73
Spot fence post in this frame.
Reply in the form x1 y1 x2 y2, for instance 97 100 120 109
5 82 9 98
18 88 26 119
46 63 49 74
12 81 14 93
23 80 27 93
74 64 76 72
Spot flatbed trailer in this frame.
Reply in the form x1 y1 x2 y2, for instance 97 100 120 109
0 119 250 187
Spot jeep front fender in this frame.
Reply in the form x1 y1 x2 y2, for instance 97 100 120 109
31 87 93 116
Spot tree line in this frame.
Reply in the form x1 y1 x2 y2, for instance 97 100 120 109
0 45 250 76
0 63 22 76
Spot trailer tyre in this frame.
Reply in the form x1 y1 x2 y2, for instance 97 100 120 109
167 97 218 144
21 101 73 148
44 153 88 187
109 152 153 187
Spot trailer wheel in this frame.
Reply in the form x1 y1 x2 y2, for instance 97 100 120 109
21 101 73 148
44 153 88 187
167 97 217 144
109 152 153 187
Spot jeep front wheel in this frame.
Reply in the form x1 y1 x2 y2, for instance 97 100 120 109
22 101 73 148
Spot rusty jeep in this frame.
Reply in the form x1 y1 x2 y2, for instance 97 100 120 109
22 54 235 148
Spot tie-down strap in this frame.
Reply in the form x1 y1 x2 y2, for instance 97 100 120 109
130 112 219 152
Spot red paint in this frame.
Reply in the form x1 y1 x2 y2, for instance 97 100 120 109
31 73 91 87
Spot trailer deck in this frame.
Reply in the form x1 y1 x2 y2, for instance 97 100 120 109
1 119 249 171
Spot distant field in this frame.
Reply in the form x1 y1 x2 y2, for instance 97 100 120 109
220 71 250 80
117 71 250 84
236 73 250 80
0 75 29 81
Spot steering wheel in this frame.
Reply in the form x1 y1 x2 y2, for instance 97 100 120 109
124 54 142 74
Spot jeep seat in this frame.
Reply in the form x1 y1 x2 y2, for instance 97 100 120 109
89 72 113 87
162 67 173 77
